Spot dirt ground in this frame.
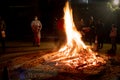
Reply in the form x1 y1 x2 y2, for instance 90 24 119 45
0 42 120 80
0 50 120 80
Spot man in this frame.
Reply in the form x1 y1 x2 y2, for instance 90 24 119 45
0 16 6 53
31 16 42 47
95 19 104 50
88 16 96 45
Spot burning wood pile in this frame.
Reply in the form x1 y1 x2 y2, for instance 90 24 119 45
0 1 109 80
43 1 107 71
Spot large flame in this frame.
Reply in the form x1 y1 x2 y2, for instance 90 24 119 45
47 1 106 69
60 1 86 51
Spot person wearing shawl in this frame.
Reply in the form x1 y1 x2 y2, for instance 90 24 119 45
31 16 42 47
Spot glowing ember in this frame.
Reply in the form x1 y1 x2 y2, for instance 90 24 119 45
46 1 106 69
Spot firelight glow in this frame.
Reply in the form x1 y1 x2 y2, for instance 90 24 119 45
46 1 106 69
59 1 87 52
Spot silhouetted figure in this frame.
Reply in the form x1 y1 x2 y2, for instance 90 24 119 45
0 16 6 53
79 18 85 31
79 18 86 41
56 17 66 49
95 19 104 50
109 24 117 54
88 16 96 45
2 66 9 80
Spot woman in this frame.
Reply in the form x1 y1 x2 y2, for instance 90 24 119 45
107 24 117 56
31 16 42 47
109 24 117 54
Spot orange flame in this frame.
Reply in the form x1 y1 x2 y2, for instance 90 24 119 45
47 1 106 69
59 1 87 53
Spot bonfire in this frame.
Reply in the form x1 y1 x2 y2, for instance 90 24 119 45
44 1 106 70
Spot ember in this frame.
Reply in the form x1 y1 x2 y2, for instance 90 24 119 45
45 1 106 70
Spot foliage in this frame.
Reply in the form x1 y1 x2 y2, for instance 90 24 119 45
107 2 120 12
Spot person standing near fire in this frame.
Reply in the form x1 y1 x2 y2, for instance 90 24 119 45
109 24 117 54
0 16 6 53
88 16 96 46
95 19 104 51
31 16 42 47
56 17 66 49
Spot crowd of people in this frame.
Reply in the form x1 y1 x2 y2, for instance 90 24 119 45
0 15 118 55
0 15 118 80
78 16 118 54
55 15 118 56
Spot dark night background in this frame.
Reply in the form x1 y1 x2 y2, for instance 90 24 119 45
0 0 120 43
